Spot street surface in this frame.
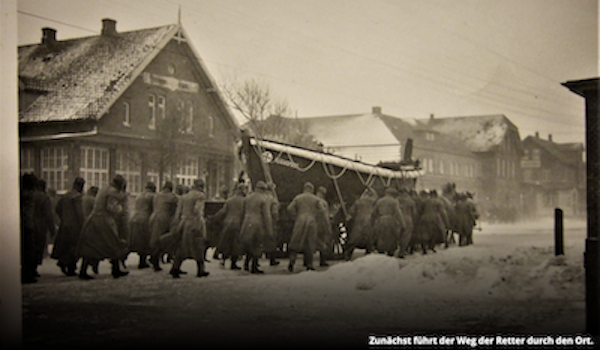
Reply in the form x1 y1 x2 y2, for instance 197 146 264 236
22 218 588 348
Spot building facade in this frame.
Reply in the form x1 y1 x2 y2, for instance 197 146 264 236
521 133 585 217
19 19 239 199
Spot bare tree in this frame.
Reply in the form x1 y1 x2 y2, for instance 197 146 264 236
151 103 189 187
221 77 320 149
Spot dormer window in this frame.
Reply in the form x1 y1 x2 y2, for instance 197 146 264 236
426 132 435 141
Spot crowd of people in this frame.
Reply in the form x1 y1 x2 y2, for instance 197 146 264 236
20 171 478 283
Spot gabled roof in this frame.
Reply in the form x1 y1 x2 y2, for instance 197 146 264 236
18 23 238 135
19 24 180 123
420 114 520 152
379 115 474 156
523 136 584 167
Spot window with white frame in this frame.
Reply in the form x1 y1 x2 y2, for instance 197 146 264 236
80 146 109 191
148 94 156 129
208 115 214 137
41 146 69 192
186 101 194 134
158 95 166 120
176 157 199 187
115 150 142 195
20 147 35 174
123 101 131 127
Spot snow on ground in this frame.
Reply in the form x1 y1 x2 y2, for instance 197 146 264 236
21 218 589 347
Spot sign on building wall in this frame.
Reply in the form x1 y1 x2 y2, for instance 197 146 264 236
142 72 199 93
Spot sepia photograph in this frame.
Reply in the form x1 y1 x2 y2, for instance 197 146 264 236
1 0 599 348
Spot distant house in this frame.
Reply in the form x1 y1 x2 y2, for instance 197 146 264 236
299 107 482 196
423 114 524 221
521 133 585 217
301 107 403 165
18 19 239 198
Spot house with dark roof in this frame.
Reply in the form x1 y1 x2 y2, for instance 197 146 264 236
521 133 585 217
18 19 239 198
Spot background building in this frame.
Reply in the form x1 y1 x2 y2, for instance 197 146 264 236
521 133 585 217
19 19 239 199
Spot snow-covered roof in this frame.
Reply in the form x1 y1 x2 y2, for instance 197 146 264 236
422 115 518 152
523 136 584 167
19 24 178 123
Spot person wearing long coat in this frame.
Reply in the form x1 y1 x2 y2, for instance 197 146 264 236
372 187 406 256
21 173 39 283
455 193 479 246
263 182 281 267
149 181 178 271
52 177 85 276
344 188 377 260
239 181 273 274
32 179 56 276
214 183 247 270
396 189 417 258
414 191 449 254
77 175 130 279
170 179 209 278
128 182 156 269
286 182 328 272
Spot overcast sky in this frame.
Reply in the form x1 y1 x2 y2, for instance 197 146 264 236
16 0 598 144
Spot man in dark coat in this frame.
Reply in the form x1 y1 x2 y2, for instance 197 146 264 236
455 192 479 246
344 188 377 260
32 178 56 276
396 188 417 258
239 181 273 274
78 175 130 279
264 182 281 267
286 182 328 272
21 173 38 283
372 187 406 256
170 179 209 278
149 181 178 271
129 182 156 269
214 183 247 270
414 190 449 254
52 177 85 276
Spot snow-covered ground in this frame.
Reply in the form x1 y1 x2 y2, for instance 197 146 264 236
22 218 589 347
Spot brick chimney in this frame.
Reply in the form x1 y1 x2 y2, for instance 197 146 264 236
548 134 553 142
101 18 117 36
372 106 382 115
430 113 435 120
535 131 539 138
42 27 57 46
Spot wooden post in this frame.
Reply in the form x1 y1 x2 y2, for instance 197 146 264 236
555 208 564 256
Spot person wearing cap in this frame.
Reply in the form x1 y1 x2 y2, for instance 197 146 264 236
148 181 178 271
129 182 156 269
371 187 406 257
263 181 281 267
77 175 130 279
413 189 448 254
170 178 210 278
82 186 99 220
286 182 329 272
52 177 86 276
214 183 247 270
396 188 417 258
239 180 273 274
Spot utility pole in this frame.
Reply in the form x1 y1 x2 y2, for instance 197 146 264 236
562 77 600 336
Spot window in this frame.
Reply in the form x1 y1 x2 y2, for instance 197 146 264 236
439 160 444 174
428 159 434 174
80 146 109 191
148 94 156 129
176 157 199 187
208 115 214 137
158 95 166 120
41 146 69 193
115 150 142 195
123 101 131 127
425 132 435 141
20 147 35 174
186 102 194 134
532 148 541 160
147 162 159 188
